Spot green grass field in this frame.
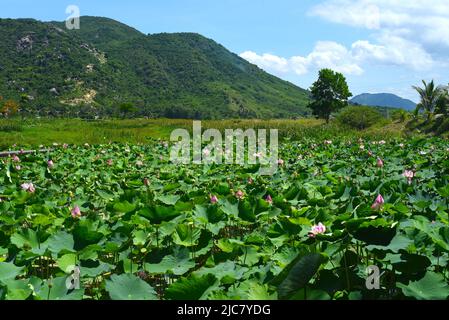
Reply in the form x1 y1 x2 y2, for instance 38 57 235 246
0 118 408 149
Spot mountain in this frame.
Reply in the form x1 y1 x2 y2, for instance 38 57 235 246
350 93 416 111
0 16 310 119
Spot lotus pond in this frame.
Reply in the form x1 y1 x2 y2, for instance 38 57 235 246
1 137 449 300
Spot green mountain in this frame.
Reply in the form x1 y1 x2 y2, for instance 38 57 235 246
0 16 310 119
350 93 416 111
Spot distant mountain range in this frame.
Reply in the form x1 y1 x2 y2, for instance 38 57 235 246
350 93 417 111
0 16 310 119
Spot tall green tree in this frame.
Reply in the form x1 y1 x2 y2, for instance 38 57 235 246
308 69 352 123
412 80 444 120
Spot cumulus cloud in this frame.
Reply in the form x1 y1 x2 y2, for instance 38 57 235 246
240 36 433 77
309 0 449 49
241 1 443 79
240 42 363 76
239 51 289 74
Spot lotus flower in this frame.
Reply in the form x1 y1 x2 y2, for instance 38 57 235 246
377 158 384 168
371 194 384 210
210 194 218 204
309 223 326 238
403 170 415 185
47 160 54 168
15 165 21 171
324 140 332 145
277 159 284 166
203 148 211 157
63 143 69 149
71 206 81 218
12 155 20 162
21 183 35 193
247 177 254 185
107 159 113 166
399 143 405 148
235 190 244 200
265 194 273 204
143 178 150 186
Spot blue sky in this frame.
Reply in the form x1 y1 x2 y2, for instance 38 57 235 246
2 0 449 102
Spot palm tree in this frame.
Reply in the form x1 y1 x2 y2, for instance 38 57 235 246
413 80 443 121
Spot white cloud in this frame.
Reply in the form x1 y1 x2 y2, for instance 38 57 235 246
239 51 289 74
309 0 449 50
240 36 433 77
241 42 363 76
352 34 434 70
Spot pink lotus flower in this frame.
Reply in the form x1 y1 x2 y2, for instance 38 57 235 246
235 190 244 200
309 223 326 238
47 160 54 168
210 194 218 204
21 183 35 193
15 165 21 171
403 170 415 185
371 194 385 210
377 158 384 168
12 155 20 162
277 159 284 166
107 159 113 166
265 194 273 204
247 177 254 185
63 143 69 149
71 206 82 218
203 148 211 157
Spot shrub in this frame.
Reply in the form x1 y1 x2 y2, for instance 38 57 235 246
0 122 23 132
391 109 410 123
336 106 383 130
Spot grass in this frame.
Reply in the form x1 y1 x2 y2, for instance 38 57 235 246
0 117 407 149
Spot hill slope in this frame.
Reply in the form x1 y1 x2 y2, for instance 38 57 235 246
0 16 310 118
350 93 416 111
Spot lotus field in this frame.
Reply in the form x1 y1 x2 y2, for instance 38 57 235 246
1 137 449 300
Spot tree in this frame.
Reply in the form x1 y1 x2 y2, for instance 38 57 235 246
118 102 137 118
308 69 352 123
1 99 20 117
435 85 449 116
412 80 444 121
